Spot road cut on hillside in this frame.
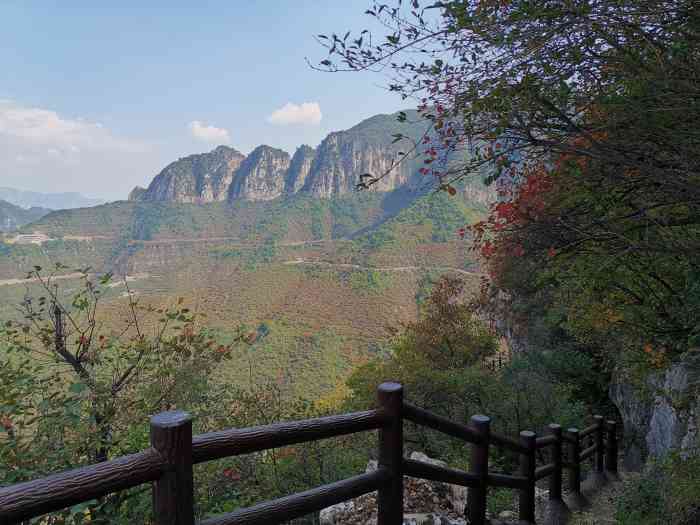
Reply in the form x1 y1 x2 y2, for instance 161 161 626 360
282 258 484 277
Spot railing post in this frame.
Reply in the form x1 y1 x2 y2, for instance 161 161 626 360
565 427 585 509
377 382 403 525
467 415 490 525
548 424 563 502
546 424 570 521
594 415 605 475
151 411 194 525
519 430 536 524
605 420 619 479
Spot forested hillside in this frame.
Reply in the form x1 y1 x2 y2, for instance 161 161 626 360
318 0 700 522
1 1 698 523
0 200 49 232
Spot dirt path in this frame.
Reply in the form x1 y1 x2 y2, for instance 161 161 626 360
282 258 484 277
129 238 348 247
569 473 632 525
0 273 149 288
0 272 86 287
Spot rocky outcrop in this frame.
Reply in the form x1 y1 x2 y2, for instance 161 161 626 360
611 349 700 470
285 145 316 193
319 453 468 525
137 111 496 203
229 146 290 202
142 145 245 203
302 131 413 198
128 186 147 201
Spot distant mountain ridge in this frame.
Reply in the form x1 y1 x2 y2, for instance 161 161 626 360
132 111 427 204
0 200 50 232
0 187 104 210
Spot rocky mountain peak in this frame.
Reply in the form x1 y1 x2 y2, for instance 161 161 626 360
128 186 147 201
139 111 434 203
142 145 245 203
301 129 413 198
229 145 291 202
285 145 316 194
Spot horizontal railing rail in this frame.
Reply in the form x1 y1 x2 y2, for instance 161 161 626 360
0 450 164 523
402 402 482 444
0 382 617 525
199 470 390 525
191 409 386 464
403 458 479 488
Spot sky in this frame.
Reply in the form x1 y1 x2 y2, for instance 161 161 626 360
0 2 407 201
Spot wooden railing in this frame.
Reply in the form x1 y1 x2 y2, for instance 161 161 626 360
0 382 618 525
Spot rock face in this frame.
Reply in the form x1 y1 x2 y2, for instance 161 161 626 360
285 145 316 194
229 146 290 202
142 145 245 203
139 112 430 203
611 349 700 470
319 453 468 525
302 130 413 198
128 186 147 201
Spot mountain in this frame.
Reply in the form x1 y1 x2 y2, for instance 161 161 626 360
0 109 491 401
0 187 104 210
0 200 50 232
139 145 246 203
285 145 316 193
302 112 424 197
229 145 291 201
132 111 428 204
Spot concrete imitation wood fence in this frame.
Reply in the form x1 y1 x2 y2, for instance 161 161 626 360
0 382 618 524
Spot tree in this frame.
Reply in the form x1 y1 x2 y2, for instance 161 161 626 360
0 264 241 522
345 275 585 466
318 1 699 188
317 0 700 358
0 264 371 523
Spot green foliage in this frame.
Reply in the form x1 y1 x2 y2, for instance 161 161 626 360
487 487 514 517
353 191 482 251
0 200 49 232
414 271 438 308
616 453 700 525
329 192 383 238
0 266 245 523
345 275 586 468
348 269 391 293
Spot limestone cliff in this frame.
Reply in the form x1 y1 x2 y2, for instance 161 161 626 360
229 145 290 202
284 145 316 194
302 113 422 198
142 145 245 203
140 111 435 203
611 350 700 470
128 186 147 201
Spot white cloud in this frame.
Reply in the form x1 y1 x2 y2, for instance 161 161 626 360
189 120 231 143
267 102 322 126
0 99 156 200
0 100 144 154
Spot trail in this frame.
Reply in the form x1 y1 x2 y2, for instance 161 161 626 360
0 272 86 287
569 472 631 525
128 237 348 247
0 273 149 288
283 258 484 277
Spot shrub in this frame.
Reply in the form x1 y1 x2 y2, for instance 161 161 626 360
616 453 700 525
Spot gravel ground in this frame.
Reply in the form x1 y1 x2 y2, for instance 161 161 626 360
568 472 634 525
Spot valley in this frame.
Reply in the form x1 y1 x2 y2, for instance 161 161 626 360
0 111 489 402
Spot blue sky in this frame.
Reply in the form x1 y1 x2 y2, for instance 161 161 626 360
0 2 406 200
